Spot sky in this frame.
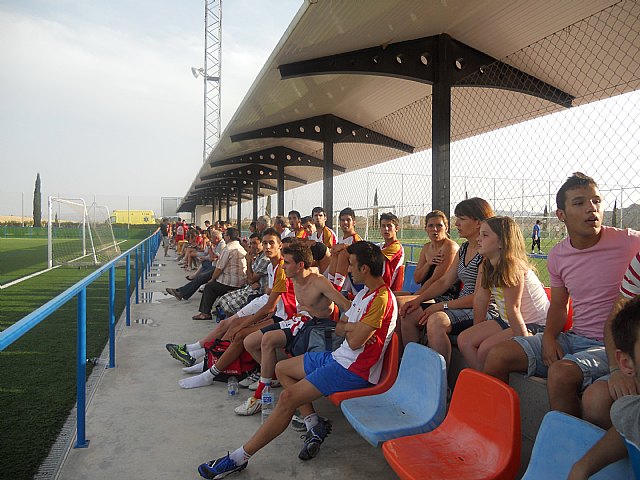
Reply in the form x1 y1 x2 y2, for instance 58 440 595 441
0 0 302 215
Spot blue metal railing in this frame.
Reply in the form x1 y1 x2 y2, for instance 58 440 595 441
0 229 161 448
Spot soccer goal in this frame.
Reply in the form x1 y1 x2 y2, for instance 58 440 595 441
47 197 121 268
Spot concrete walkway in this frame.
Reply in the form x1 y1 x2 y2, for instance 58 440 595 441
57 250 397 480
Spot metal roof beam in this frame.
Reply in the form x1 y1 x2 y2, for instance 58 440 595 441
199 165 307 185
279 34 573 108
230 114 414 153
209 146 346 172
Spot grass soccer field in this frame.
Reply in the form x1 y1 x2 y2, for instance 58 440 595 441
0 237 147 480
0 238 49 284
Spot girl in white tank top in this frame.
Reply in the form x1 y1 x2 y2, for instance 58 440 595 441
457 216 550 370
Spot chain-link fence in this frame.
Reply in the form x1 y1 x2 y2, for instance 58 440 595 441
240 1 639 258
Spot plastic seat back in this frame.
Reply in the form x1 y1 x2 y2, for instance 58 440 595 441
382 368 520 479
402 263 421 294
523 411 632 479
340 343 447 446
379 342 446 416
446 369 521 475
624 437 640 479
543 286 573 332
328 333 399 406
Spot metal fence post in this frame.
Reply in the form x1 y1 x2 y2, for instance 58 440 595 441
108 266 116 368
75 287 89 448
135 246 140 304
126 253 131 326
141 243 145 290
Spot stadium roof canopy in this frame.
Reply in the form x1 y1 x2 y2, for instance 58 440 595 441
180 0 631 217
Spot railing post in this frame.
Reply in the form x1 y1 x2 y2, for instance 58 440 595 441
140 243 146 290
75 287 89 448
108 265 116 368
135 246 140 303
126 253 131 326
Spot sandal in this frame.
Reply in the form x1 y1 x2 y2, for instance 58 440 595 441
186 275 195 281
192 313 213 320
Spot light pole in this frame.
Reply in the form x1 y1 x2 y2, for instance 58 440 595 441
193 0 222 164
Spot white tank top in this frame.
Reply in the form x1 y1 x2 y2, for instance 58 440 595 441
491 269 549 326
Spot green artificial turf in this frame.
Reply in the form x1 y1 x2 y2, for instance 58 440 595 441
0 236 151 480
0 238 49 284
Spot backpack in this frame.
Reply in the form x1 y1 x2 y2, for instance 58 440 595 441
202 339 257 382
288 317 344 357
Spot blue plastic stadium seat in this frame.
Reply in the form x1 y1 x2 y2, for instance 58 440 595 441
340 343 447 447
522 411 633 479
402 263 420 294
624 437 640 479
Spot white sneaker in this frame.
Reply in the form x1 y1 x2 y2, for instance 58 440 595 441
248 379 281 391
239 371 261 388
234 396 262 416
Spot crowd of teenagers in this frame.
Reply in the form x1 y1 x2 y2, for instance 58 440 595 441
159 172 640 479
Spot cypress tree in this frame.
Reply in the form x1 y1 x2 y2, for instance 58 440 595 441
33 173 42 227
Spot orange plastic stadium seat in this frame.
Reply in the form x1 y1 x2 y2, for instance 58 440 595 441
390 265 405 292
382 368 521 480
328 333 399 406
543 287 573 332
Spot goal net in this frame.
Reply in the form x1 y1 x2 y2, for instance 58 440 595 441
48 197 121 268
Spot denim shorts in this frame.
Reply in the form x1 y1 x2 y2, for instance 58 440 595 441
494 316 546 335
513 331 608 390
304 351 371 396
445 308 500 335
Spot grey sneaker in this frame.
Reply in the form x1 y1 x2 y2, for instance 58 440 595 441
239 371 260 388
291 414 328 432
298 417 332 460
165 343 196 367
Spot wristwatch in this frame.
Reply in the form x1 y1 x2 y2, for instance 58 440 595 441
443 302 449 311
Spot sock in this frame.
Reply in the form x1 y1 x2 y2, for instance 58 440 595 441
209 365 221 377
304 413 319 431
229 446 251 465
182 361 204 374
178 369 214 389
334 273 346 289
327 273 335 283
190 347 205 359
253 377 271 398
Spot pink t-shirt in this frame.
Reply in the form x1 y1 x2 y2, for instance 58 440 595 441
548 227 640 340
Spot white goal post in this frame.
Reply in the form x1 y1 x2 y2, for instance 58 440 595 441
47 197 120 268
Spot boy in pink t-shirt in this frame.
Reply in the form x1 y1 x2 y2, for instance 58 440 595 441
484 173 640 425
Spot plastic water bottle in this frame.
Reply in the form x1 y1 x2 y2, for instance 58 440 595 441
227 376 238 399
261 384 273 424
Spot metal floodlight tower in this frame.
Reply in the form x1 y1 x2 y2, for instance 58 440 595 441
193 0 222 163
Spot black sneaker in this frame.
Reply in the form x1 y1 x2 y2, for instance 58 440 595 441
198 453 247 479
165 343 195 367
298 417 332 460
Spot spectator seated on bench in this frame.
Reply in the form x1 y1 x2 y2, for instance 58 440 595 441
484 173 640 430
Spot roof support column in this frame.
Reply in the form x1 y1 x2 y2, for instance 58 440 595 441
432 36 452 219
212 197 217 223
218 197 223 222
323 141 334 229
226 192 231 222
236 188 242 231
277 164 285 216
252 183 259 221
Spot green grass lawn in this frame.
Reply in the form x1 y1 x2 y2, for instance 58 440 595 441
0 237 149 480
0 238 48 284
